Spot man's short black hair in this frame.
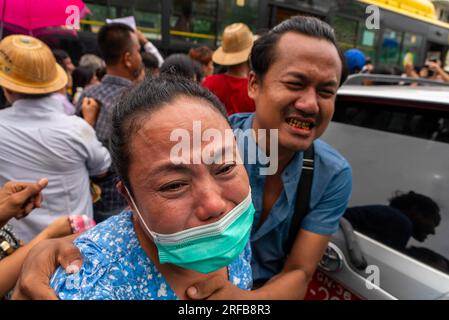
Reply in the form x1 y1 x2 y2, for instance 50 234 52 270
389 191 441 224
160 54 196 80
250 15 348 86
97 23 135 66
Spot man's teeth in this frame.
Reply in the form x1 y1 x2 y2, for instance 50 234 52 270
287 118 312 130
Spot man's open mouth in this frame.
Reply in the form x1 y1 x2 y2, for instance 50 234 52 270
286 117 315 131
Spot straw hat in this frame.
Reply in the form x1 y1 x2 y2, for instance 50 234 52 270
0 35 67 94
212 23 255 66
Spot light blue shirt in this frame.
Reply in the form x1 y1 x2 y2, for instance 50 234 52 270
50 210 253 300
0 96 111 241
230 113 352 281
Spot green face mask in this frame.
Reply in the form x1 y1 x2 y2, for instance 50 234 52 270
127 188 254 274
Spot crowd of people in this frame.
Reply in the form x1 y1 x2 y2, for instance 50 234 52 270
344 47 449 85
0 15 444 300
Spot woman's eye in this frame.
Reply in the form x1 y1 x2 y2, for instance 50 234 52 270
217 163 236 175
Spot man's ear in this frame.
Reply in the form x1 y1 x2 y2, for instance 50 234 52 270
123 51 133 69
248 70 259 100
117 180 134 209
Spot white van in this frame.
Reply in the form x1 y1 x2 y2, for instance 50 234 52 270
308 83 449 300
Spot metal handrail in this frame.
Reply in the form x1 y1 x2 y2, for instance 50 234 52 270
344 74 449 87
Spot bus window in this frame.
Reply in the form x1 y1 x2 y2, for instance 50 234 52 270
134 0 162 41
81 0 162 41
380 29 403 65
217 0 258 38
170 0 218 47
357 25 379 63
333 15 358 52
401 33 423 67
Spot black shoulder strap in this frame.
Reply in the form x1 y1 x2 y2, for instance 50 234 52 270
285 143 315 255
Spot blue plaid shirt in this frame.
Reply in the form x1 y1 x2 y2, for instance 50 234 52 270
76 75 133 214
76 75 133 149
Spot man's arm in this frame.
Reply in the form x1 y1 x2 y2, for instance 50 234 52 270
429 62 449 82
186 230 329 300
77 117 111 178
0 216 74 297
135 29 164 67
255 230 330 299
187 166 352 300
11 234 82 300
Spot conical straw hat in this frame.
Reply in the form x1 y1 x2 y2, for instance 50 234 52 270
0 35 67 94
213 23 255 66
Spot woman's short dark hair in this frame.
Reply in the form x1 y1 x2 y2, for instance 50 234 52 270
160 54 196 80
110 75 227 190
141 52 159 70
189 46 213 66
250 15 348 86
52 49 70 66
72 66 96 90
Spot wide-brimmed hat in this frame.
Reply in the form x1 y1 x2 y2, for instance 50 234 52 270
0 35 67 94
212 23 254 66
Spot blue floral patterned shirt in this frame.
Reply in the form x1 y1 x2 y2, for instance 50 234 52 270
50 210 253 300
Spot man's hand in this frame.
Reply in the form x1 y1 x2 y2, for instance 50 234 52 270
41 216 73 239
0 178 48 227
11 235 82 300
426 61 449 82
81 97 100 128
135 29 149 46
427 61 441 72
186 275 252 300
186 269 309 300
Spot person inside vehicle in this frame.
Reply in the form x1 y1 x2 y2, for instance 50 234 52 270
23 76 254 300
344 48 366 75
13 16 352 300
344 191 441 251
425 59 449 82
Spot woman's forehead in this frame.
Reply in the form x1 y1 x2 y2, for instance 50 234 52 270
143 97 229 132
130 97 230 154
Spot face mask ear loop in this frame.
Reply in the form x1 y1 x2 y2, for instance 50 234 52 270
124 185 158 241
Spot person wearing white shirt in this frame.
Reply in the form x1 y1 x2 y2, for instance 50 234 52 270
0 35 111 242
